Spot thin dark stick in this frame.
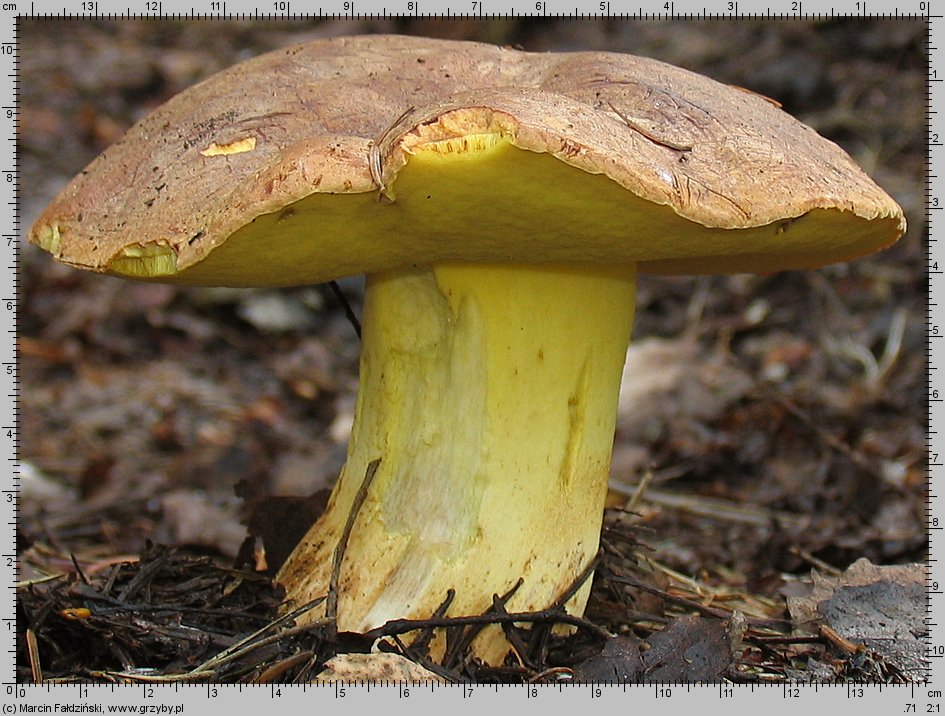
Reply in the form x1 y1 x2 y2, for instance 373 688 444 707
551 553 600 610
492 593 533 668
439 561 609 669
116 551 169 603
193 596 326 674
746 634 824 645
326 459 381 620
26 629 42 684
328 281 361 340
191 620 327 676
102 563 122 597
365 603 612 643
391 633 412 659
408 589 455 657
523 559 600 666
609 573 789 630
253 650 314 684
443 580 523 669
70 553 90 586
385 635 464 684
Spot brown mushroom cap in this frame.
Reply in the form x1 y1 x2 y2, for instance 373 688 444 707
30 34 905 285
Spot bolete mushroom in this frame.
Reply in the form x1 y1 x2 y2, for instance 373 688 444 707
29 34 905 662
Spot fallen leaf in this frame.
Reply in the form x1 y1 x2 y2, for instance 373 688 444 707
572 635 644 683
642 615 733 682
573 615 735 683
314 653 445 683
787 558 926 681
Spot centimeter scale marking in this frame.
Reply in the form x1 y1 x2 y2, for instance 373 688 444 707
4 6 14 701
6 0 939 16
0 2 938 713
11 7 940 16
933 6 940 696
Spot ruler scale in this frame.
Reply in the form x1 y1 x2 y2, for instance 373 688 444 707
5 2 936 712
929 1 940 694
4 12 17 698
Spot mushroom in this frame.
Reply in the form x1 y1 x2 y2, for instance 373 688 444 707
29 35 905 662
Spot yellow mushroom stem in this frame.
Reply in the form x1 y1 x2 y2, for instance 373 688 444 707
277 261 636 660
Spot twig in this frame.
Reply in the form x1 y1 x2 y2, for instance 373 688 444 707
609 573 788 630
623 470 653 515
192 597 326 674
875 307 907 383
820 624 866 655
328 281 361 340
383 636 465 684
433 554 606 669
27 629 42 684
69 554 89 585
528 666 574 683
747 634 824 646
102 563 122 596
116 550 170 603
366 601 613 644
443 580 523 669
191 620 330 677
790 547 842 576
492 593 532 668
251 651 315 684
407 589 455 657
15 573 66 589
551 553 600 610
608 484 809 530
327 459 381 621
90 670 214 684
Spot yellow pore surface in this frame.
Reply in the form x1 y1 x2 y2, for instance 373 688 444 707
108 134 899 285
